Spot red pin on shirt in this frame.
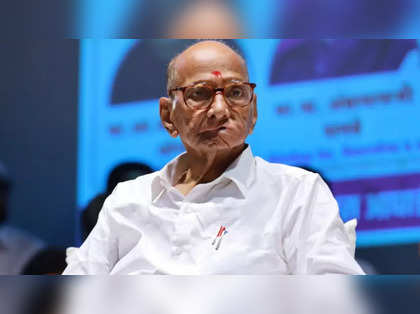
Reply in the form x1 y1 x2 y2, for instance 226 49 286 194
212 226 228 250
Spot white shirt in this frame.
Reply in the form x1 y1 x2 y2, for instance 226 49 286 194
64 146 364 275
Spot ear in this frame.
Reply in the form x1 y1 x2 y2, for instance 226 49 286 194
248 94 258 134
159 97 179 137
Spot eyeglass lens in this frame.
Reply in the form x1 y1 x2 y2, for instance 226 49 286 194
185 84 252 108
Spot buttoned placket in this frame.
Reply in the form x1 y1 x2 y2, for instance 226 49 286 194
170 203 193 258
164 178 232 261
151 153 250 269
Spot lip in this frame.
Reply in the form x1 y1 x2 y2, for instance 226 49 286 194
200 126 227 133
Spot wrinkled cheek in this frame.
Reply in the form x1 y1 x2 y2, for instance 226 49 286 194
175 117 196 136
182 123 205 146
234 111 253 134
235 108 251 122
222 125 247 145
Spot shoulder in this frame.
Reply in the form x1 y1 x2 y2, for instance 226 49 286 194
110 171 158 200
255 156 321 187
100 171 160 219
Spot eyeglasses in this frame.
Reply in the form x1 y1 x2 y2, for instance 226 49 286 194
169 82 256 110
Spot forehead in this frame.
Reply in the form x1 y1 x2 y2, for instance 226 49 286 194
174 46 248 86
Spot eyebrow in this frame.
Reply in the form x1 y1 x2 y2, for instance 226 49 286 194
191 77 244 85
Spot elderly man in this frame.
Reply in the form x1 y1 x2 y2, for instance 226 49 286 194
64 40 364 274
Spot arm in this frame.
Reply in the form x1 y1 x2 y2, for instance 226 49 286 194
283 173 364 275
62 193 119 275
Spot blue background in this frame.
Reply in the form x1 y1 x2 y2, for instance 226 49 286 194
77 39 420 247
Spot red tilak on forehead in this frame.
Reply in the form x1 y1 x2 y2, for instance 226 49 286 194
211 71 222 78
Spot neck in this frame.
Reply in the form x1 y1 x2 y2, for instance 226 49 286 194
174 143 246 193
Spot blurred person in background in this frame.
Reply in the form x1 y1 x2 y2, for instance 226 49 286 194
0 161 45 274
64 40 364 275
22 247 67 275
124 0 243 38
165 0 243 38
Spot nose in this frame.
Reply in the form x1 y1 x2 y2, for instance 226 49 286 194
207 91 230 121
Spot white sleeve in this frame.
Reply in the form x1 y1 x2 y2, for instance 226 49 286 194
283 173 365 275
62 192 119 275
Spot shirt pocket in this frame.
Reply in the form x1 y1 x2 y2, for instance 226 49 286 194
198 232 289 274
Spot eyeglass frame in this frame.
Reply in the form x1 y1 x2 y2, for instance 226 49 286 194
168 82 257 110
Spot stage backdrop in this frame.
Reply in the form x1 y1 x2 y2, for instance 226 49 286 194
78 39 420 247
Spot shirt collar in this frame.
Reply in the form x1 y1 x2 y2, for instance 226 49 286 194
151 145 256 201
222 145 256 196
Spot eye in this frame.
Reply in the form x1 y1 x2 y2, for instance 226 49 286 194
186 86 213 102
227 85 245 99
192 89 206 98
